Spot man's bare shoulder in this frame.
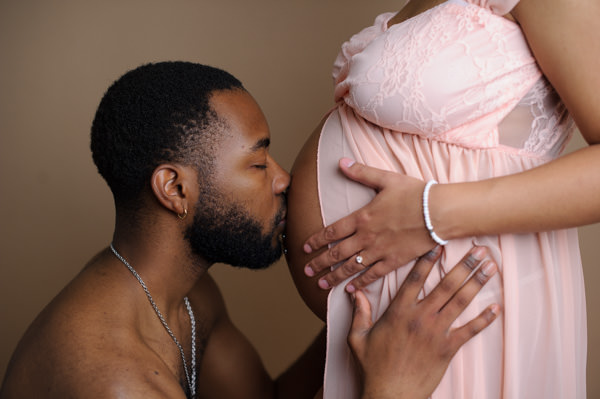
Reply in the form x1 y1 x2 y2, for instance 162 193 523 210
1 250 236 398
0 305 185 398
1 344 187 399
0 250 188 398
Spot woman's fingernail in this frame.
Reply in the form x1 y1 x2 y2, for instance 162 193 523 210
480 260 497 277
318 279 330 290
340 158 355 168
472 246 487 260
490 304 501 315
425 245 442 260
303 244 313 254
346 284 356 293
486 304 501 321
304 265 315 277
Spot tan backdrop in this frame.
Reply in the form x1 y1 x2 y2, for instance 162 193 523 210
0 1 598 397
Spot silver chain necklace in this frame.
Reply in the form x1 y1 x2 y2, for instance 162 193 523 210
110 243 196 398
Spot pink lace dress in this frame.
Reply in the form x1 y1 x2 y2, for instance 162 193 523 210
317 1 586 398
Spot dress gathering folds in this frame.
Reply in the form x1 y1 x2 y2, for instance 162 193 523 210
317 0 586 398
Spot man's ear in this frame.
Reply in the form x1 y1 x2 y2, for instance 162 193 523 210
151 164 194 218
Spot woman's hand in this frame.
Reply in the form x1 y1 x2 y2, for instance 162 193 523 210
349 246 500 399
303 158 437 292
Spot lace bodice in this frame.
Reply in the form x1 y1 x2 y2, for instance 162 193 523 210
332 0 574 158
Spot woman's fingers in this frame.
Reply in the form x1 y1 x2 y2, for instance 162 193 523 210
348 290 373 350
345 258 408 293
314 252 370 290
385 246 443 308
346 246 501 399
303 234 365 278
438 259 498 326
425 246 490 308
310 242 440 291
448 304 501 353
303 215 358 255
350 291 373 335
337 158 391 191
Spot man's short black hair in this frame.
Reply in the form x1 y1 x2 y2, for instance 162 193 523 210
91 61 244 206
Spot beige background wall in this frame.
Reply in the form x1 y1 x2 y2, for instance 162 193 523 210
0 1 598 396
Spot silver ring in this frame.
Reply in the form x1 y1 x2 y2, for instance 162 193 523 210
356 255 364 265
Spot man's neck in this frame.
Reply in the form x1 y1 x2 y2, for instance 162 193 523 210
110 226 209 318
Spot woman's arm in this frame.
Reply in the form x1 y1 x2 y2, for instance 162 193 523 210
434 146 600 240
303 0 600 292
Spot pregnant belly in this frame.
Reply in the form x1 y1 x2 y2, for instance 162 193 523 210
285 116 329 321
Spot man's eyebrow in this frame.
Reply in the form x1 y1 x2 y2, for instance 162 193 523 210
250 137 270 152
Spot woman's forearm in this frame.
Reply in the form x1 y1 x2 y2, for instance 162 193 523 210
433 144 600 240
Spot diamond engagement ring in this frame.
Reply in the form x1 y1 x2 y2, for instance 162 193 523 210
356 255 364 265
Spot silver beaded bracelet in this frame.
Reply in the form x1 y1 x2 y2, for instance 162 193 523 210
422 180 449 246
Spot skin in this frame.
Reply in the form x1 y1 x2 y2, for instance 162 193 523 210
297 0 600 292
0 85 500 399
285 117 330 320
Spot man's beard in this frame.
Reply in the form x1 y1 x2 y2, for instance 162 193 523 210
184 188 285 270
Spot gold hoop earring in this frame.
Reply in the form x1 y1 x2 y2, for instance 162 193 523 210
178 208 188 220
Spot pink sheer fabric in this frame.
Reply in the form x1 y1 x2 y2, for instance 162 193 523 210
318 1 586 398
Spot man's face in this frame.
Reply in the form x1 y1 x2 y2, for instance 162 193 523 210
185 89 289 269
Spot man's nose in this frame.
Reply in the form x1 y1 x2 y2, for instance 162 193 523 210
271 160 290 194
